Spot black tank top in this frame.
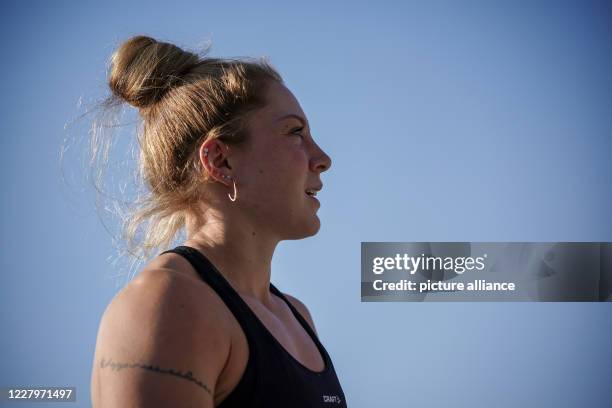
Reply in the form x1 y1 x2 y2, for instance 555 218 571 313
159 245 348 407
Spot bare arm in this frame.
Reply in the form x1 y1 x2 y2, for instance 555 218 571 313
91 270 231 407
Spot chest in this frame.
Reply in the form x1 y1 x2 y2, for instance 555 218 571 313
214 297 326 403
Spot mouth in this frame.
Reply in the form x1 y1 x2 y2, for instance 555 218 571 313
305 187 321 204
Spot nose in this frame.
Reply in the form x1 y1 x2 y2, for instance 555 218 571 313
310 144 332 174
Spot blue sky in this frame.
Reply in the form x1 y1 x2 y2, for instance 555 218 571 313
1 1 611 407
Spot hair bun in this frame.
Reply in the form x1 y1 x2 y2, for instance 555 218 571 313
108 35 199 108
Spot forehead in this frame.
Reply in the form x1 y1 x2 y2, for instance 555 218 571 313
259 81 308 127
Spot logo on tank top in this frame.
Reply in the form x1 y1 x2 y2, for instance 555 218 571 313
322 394 342 404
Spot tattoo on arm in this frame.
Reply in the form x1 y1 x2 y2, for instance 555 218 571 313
99 357 212 396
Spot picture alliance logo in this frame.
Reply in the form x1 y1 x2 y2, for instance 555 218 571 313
371 253 488 275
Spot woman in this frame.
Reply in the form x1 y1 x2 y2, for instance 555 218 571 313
90 35 347 407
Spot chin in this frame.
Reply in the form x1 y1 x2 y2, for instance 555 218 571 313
304 216 321 236
285 215 321 240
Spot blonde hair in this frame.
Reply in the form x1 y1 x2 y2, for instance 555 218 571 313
87 35 283 267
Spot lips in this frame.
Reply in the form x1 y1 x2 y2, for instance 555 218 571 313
304 183 322 208
305 184 323 197
306 193 320 206
305 191 319 204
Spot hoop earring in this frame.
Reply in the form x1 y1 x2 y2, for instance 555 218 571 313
227 177 237 202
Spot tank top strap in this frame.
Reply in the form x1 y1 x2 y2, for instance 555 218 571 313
158 245 263 345
269 283 326 353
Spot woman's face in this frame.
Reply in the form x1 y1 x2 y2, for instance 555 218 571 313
232 81 332 240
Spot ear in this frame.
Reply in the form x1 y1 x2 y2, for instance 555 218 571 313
198 139 233 184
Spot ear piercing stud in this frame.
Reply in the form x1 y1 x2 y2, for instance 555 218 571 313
203 147 232 181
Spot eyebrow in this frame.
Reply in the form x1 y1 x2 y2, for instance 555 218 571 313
274 113 308 126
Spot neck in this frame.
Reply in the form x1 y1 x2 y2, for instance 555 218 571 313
184 206 279 305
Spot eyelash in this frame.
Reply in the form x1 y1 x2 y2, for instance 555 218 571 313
291 126 305 138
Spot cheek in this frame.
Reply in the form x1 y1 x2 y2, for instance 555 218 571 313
250 158 290 193
286 142 309 167
264 144 307 175
245 142 308 193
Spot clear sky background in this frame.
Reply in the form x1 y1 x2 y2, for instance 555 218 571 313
1 1 611 407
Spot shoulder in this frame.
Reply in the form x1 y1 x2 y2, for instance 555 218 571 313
107 267 231 332
281 292 318 337
91 268 232 406
96 266 233 351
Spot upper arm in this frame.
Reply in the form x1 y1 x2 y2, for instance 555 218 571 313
91 270 230 408
283 293 318 337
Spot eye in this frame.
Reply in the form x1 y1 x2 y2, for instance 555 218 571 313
291 126 305 138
